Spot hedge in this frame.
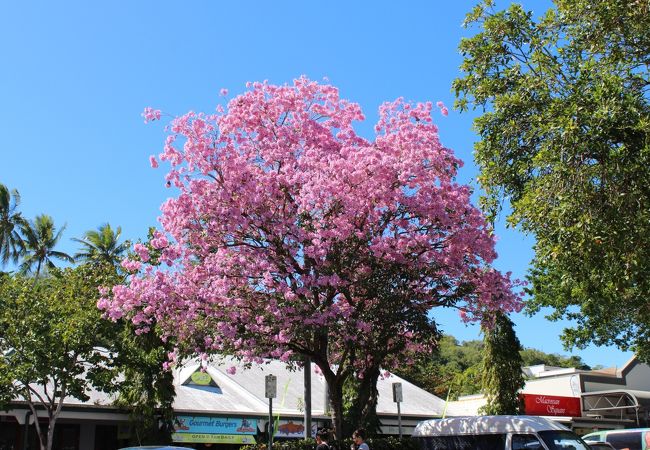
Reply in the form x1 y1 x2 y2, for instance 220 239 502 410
243 436 420 450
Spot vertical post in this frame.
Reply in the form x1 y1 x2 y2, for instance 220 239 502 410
397 401 402 439
304 356 312 439
266 374 277 450
392 382 403 439
269 397 274 450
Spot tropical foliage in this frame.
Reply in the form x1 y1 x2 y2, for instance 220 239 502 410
72 223 130 267
0 183 26 265
19 214 73 276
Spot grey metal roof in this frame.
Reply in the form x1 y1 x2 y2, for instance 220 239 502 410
172 356 450 418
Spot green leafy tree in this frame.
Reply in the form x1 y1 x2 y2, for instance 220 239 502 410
73 226 176 445
0 183 26 266
112 327 176 445
72 223 130 267
19 214 74 276
479 313 525 415
108 228 176 445
0 266 121 450
520 348 590 370
394 335 484 400
454 0 650 360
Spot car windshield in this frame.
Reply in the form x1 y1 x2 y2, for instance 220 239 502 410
539 431 591 450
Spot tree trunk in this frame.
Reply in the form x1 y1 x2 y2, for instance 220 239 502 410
327 376 345 442
342 365 380 436
46 417 56 450
354 367 380 431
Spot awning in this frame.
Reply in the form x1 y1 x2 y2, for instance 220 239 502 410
581 390 650 425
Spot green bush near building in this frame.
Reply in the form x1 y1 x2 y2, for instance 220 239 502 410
243 437 419 450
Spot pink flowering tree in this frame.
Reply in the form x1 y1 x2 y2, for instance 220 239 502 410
101 77 522 437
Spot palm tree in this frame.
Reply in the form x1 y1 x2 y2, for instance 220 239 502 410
19 214 74 276
0 183 26 265
72 223 129 267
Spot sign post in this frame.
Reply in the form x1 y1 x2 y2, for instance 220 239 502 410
266 374 277 450
392 382 403 438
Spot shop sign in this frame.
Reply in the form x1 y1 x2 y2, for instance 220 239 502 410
274 420 318 438
521 394 581 417
172 433 257 444
174 416 257 434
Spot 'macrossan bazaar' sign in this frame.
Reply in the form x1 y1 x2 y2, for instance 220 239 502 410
521 394 581 417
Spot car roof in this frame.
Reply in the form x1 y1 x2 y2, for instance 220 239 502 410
584 428 650 437
413 415 570 436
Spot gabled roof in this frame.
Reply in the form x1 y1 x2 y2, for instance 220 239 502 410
172 356 450 418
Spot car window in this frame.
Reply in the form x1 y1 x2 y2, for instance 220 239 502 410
513 434 544 450
607 432 641 450
589 444 614 450
539 430 591 450
419 434 507 450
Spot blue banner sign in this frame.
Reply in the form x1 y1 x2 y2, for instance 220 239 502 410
174 416 257 435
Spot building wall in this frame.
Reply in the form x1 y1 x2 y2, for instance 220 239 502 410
522 376 576 397
624 362 650 391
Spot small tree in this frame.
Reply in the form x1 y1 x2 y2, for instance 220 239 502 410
479 312 525 415
0 266 120 450
102 78 522 438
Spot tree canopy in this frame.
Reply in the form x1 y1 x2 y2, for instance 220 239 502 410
454 0 650 360
101 78 522 437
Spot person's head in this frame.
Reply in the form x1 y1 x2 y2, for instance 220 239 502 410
317 429 329 443
352 428 366 444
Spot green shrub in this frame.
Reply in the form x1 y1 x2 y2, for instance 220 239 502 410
243 436 419 450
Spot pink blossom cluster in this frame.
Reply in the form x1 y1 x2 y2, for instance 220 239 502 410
101 77 522 372
142 107 161 124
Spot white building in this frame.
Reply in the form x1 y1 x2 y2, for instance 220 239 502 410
449 356 650 435
0 356 454 449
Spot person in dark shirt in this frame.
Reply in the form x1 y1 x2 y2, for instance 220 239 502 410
316 429 331 450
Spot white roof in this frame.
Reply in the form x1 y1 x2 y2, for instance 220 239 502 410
172 356 450 418
412 415 570 436
5 355 451 421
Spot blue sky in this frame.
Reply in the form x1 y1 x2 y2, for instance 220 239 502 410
0 1 632 368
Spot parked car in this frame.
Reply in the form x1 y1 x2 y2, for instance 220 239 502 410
582 428 650 450
585 442 617 450
412 415 590 450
